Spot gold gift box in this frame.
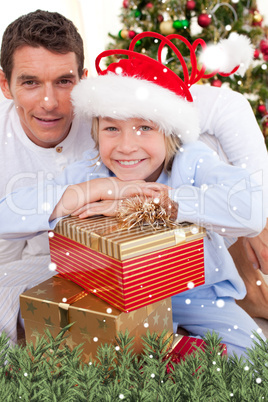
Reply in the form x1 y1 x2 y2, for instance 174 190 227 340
20 276 173 363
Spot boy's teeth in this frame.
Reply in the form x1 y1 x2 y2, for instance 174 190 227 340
119 160 140 165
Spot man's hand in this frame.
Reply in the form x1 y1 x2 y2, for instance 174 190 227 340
243 219 268 274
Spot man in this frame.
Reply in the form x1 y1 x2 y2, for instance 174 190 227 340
0 9 94 343
191 84 268 320
0 9 267 343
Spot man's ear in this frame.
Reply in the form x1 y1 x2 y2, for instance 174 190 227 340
81 68 88 79
0 70 12 99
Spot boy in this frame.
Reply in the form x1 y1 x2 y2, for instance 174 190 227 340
0 32 266 357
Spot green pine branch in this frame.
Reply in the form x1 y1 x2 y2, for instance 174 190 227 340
0 327 268 400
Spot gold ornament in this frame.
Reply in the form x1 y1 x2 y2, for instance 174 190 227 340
253 11 262 23
159 20 176 35
120 29 129 39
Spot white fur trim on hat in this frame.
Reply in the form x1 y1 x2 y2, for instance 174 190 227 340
199 33 254 77
71 73 200 144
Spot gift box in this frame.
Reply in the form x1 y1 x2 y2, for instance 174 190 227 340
20 275 173 363
165 334 227 372
49 216 206 312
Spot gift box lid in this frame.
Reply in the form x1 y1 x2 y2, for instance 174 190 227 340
51 216 206 260
20 276 125 328
20 276 94 328
20 276 173 337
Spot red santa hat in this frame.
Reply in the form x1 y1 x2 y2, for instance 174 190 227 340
71 32 254 144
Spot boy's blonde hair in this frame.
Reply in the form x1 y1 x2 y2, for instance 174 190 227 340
91 117 182 173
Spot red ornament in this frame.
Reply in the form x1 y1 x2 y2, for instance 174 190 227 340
260 39 268 55
211 79 222 88
260 39 268 61
146 2 153 9
186 1 196 11
198 13 212 28
128 30 136 39
157 14 164 23
257 104 267 115
123 0 129 8
254 49 260 59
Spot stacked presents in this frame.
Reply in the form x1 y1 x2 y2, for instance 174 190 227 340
20 214 206 363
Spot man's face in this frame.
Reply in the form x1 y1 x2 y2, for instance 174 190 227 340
1 46 87 147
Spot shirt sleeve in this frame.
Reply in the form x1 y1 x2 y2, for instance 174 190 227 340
191 85 266 167
191 84 268 218
169 141 266 238
0 150 108 240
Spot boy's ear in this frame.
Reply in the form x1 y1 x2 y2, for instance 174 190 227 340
0 69 12 99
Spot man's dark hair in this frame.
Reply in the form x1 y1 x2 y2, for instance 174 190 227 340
0 9 85 84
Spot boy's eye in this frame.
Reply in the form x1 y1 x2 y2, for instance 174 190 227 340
139 126 152 132
106 126 118 131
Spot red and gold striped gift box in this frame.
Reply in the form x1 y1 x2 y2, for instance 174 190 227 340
165 334 227 372
49 216 206 312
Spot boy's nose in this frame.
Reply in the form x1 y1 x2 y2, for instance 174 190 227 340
117 130 139 153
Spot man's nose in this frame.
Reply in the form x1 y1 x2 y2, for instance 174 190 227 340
40 86 58 111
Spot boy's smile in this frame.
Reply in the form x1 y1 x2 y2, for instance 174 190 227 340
98 117 166 182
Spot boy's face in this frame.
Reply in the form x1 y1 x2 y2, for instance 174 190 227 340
0 45 87 148
98 117 166 182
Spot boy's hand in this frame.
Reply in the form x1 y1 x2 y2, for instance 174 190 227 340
97 177 168 201
67 177 169 218
72 199 122 218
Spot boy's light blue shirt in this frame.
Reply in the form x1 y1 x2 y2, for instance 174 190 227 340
0 141 265 301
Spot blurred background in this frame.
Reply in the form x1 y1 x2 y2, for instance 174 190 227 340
0 0 267 141
0 0 267 73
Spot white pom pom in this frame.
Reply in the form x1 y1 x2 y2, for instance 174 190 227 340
200 33 254 77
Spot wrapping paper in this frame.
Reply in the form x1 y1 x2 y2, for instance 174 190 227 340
49 216 206 311
20 275 173 363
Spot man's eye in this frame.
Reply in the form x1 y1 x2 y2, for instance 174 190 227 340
59 79 72 85
23 81 36 86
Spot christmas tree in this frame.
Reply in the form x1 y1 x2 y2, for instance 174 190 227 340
107 0 268 147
